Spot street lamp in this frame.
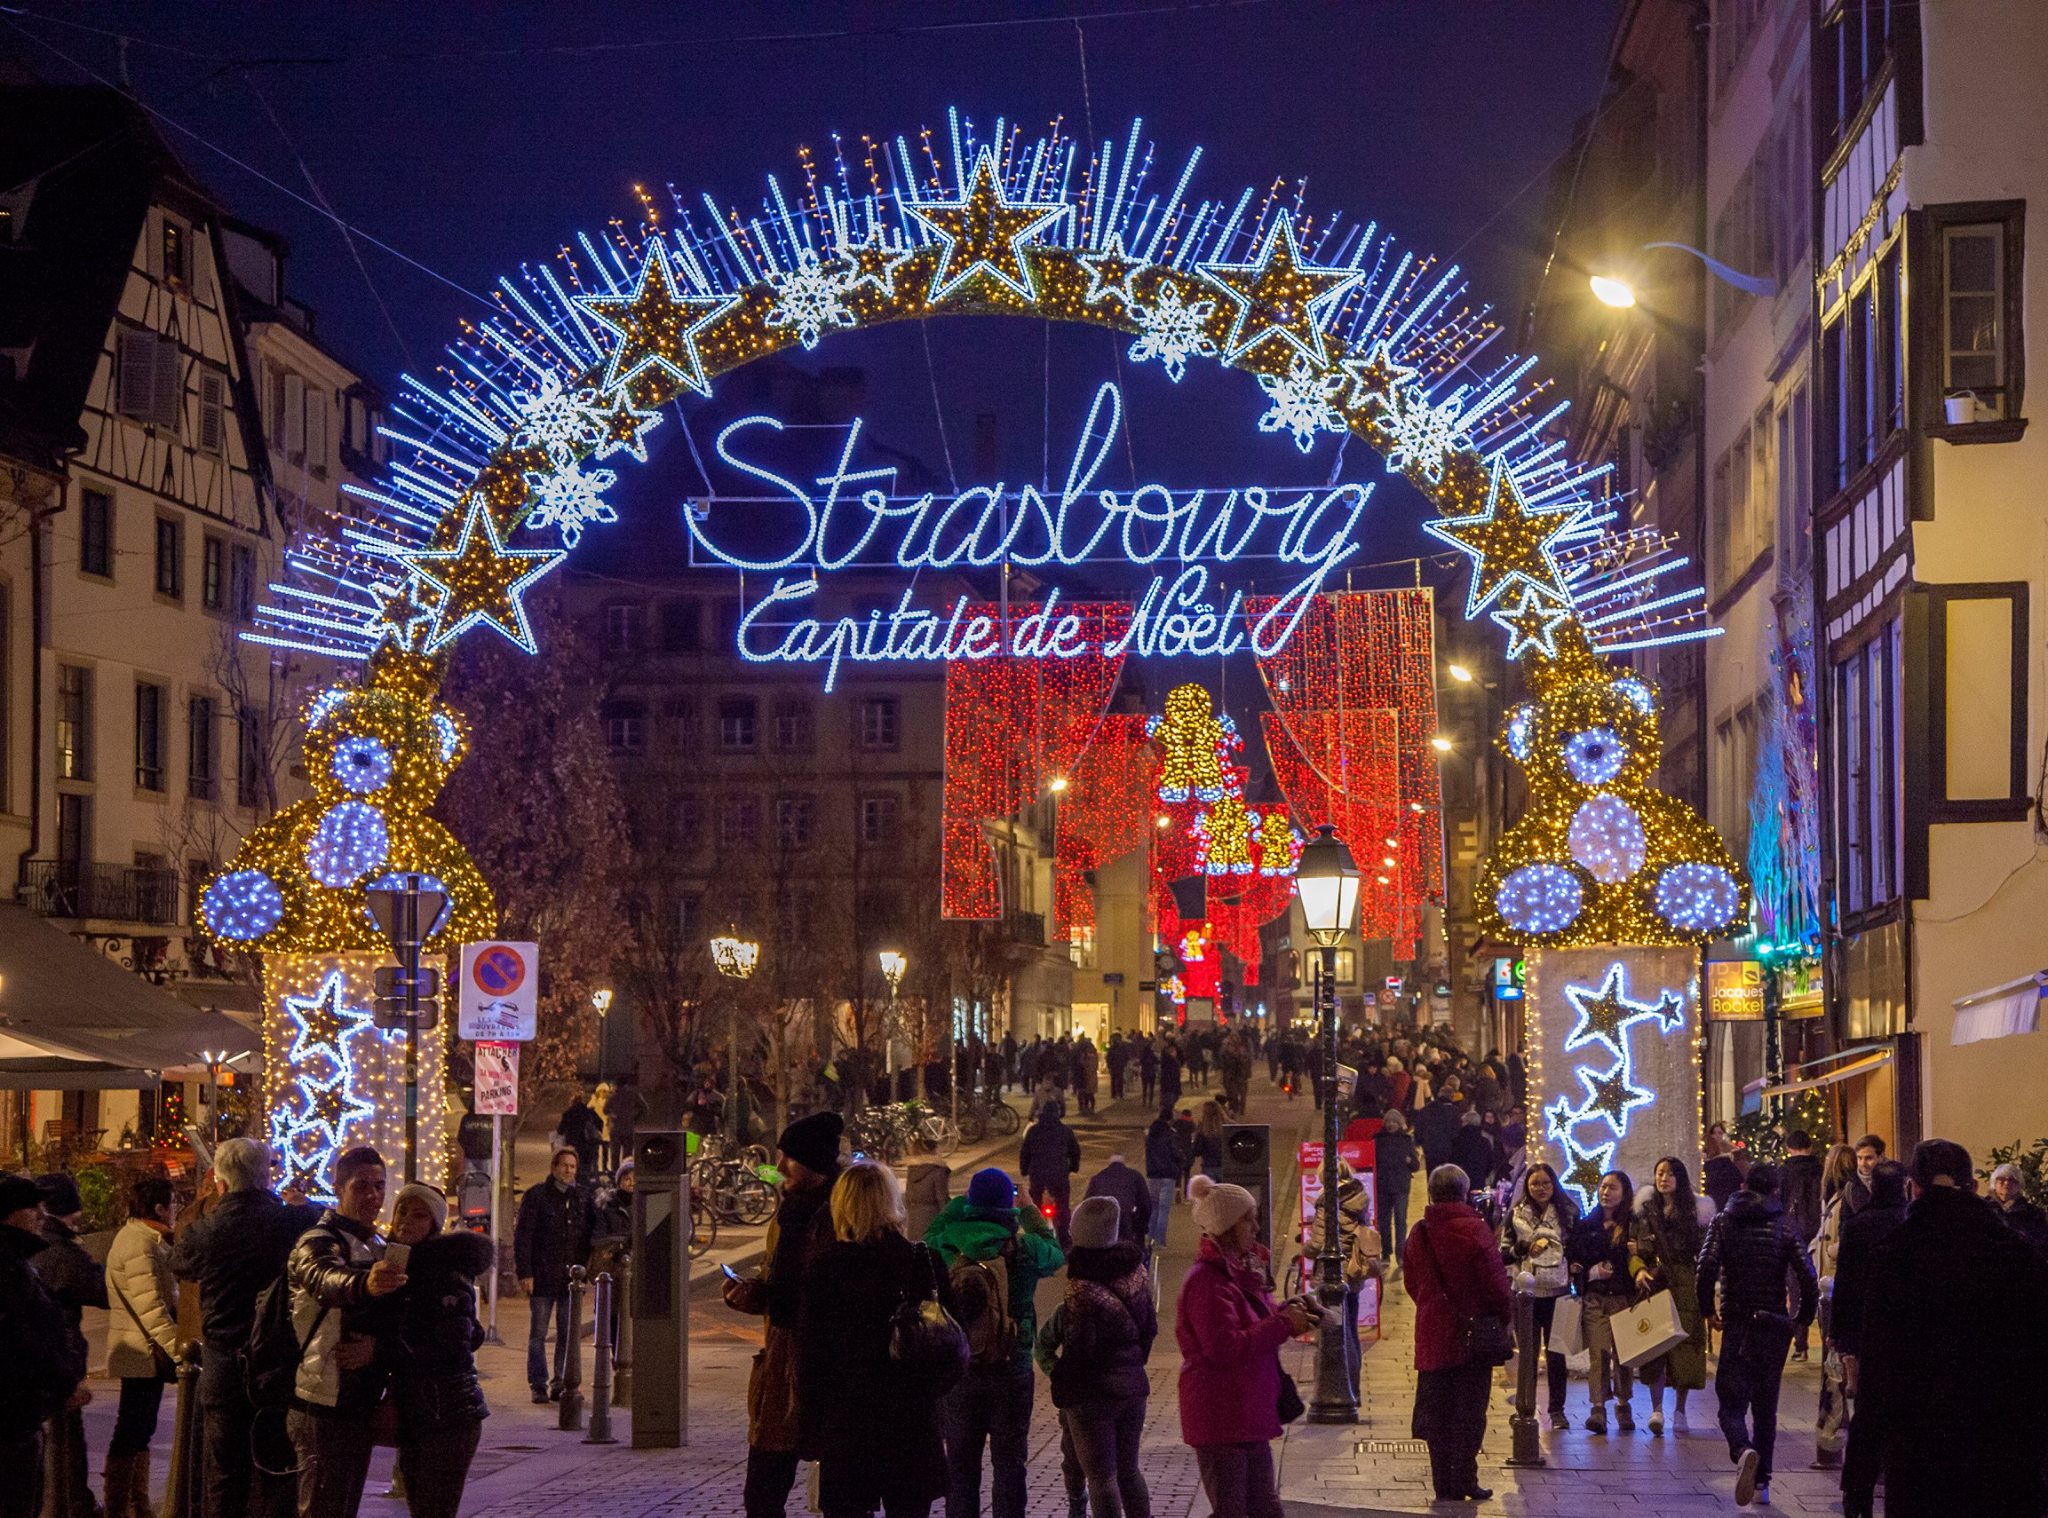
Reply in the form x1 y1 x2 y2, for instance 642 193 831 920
1446 663 1474 684
1296 824 1360 1425
877 949 907 1102
1589 240 1776 309
1430 734 1455 753
200 1049 228 1146
710 932 758 1141
591 987 614 1017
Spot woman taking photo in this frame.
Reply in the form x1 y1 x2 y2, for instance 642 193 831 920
1406 1164 1512 1503
104 1177 180 1518
1566 1170 1638 1434
387 1184 493 1518
798 1160 953 1518
1177 1175 1315 1518
1498 1163 1578 1429
1628 1157 1708 1434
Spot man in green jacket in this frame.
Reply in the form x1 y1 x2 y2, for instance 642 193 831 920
925 1169 1064 1518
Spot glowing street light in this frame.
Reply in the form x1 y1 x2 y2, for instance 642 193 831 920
1430 734 1455 753
1589 273 1638 309
1447 663 1475 683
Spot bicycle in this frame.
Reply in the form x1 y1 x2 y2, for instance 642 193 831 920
687 1183 717 1258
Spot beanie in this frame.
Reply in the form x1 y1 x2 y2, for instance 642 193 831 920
1069 1195 1120 1250
966 1167 1017 1210
776 1111 845 1176
393 1182 448 1232
0 1173 44 1221
35 1173 82 1218
1187 1173 1258 1238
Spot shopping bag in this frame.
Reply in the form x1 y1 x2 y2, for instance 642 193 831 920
1612 1289 1689 1369
1548 1294 1585 1358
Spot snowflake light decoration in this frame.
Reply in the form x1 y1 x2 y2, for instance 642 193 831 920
1256 354 1348 453
507 372 605 465
522 460 620 548
764 247 860 350
1378 383 1471 482
1128 283 1219 383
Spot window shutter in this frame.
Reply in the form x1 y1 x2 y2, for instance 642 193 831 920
283 373 305 460
305 388 326 470
198 371 226 453
152 336 182 430
118 330 157 420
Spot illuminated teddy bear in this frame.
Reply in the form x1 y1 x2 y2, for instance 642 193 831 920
1478 644 1747 947
199 652 495 955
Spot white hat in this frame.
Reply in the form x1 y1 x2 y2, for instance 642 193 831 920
1188 1173 1257 1237
393 1182 448 1232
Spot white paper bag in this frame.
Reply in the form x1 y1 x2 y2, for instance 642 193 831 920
1548 1294 1585 1358
1612 1289 1689 1369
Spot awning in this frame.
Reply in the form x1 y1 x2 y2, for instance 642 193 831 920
1950 971 2046 1046
1755 1044 1893 1100
0 906 258 1087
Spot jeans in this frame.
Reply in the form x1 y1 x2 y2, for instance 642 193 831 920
110 1378 165 1459
1146 1180 1175 1250
1377 1188 1409 1258
1526 1295 1569 1415
527 1292 571 1392
395 1420 482 1518
285 1409 375 1518
1716 1313 1793 1483
938 1363 1033 1518
1057 1412 1085 1512
1340 1286 1364 1400
1415 1363 1491 1499
1066 1398 1150 1518
201 1394 297 1518
1192 1442 1283 1518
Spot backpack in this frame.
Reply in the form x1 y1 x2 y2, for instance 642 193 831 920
948 1241 1016 1368
243 1272 325 1410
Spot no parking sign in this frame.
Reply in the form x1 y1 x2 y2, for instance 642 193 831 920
458 941 539 1041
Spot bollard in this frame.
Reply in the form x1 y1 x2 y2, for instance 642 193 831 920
165 1347 205 1518
1505 1282 1546 1468
584 1272 619 1445
611 1251 633 1408
557 1265 587 1431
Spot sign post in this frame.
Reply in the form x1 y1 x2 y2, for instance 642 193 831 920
474 1040 520 1342
464 944 538 1345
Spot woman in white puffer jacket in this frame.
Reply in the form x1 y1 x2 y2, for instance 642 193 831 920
103 1176 181 1518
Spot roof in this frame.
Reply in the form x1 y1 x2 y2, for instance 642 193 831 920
0 905 257 1088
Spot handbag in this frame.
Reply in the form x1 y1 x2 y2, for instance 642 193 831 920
1275 1368 1305 1424
110 1273 179 1383
1548 1293 1585 1357
1414 1222 1513 1367
889 1243 969 1394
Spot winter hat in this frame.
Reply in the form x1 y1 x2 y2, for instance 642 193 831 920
777 1111 845 1176
0 1173 44 1221
35 1173 82 1218
966 1168 1017 1210
393 1182 448 1232
1070 1195 1120 1250
1187 1173 1258 1237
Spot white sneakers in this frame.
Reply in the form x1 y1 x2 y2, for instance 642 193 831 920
1734 1447 1760 1506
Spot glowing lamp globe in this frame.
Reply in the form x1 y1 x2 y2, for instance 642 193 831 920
710 933 760 981
1296 825 1361 948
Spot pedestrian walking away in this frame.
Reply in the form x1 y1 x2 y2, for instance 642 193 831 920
1830 1159 1907 1516
1019 1102 1082 1247
1372 1110 1419 1262
1142 1114 1185 1254
1406 1165 1511 1503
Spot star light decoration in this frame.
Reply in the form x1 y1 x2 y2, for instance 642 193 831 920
270 970 378 1198
1256 354 1348 453
1128 282 1219 382
398 498 566 654
365 576 441 653
1077 232 1146 308
577 240 737 397
1422 461 1579 617
1547 961 1688 1211
591 388 662 463
909 147 1068 305
1196 212 1360 367
764 246 862 350
1492 588 1575 661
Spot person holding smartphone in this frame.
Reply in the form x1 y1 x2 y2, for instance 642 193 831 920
387 1184 492 1518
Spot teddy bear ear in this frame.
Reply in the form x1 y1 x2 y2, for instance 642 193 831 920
1500 704 1538 762
1610 674 1658 715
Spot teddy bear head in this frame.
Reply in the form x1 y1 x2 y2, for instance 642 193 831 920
302 685 468 818
1500 668 1662 801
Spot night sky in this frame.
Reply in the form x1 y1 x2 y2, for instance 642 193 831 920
6 0 1620 632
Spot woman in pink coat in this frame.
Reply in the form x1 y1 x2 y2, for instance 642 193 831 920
1175 1176 1316 1518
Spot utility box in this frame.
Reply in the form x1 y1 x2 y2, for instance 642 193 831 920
630 1130 691 1447
1221 1123 1274 1253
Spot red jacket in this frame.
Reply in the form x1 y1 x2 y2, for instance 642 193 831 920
1403 1201 1513 1372
1175 1234 1293 1448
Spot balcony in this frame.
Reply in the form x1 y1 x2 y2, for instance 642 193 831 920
20 861 182 926
1006 911 1046 948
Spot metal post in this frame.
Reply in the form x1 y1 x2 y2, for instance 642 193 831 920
727 997 740 1142
611 1250 633 1407
400 884 420 1184
584 1272 618 1445
1309 946 1358 1423
165 1348 203 1518
1506 1284 1546 1466
557 1265 587 1431
484 1112 503 1344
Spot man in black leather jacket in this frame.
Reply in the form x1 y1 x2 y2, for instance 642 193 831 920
170 1139 324 1518
1696 1164 1818 1507
0 1172 86 1518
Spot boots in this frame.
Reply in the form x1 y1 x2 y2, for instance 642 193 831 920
102 1454 138 1518
128 1453 154 1518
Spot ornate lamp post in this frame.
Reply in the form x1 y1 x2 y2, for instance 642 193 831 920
710 932 758 1140
1297 824 1361 1424
878 950 906 1102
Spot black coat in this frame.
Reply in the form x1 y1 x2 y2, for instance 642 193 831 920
1448 1126 1497 1189
389 1230 494 1431
1993 1196 2048 1259
169 1190 328 1406
1049 1240 1156 1409
1144 1123 1185 1181
513 1179 593 1296
1829 1197 1905 1358
1695 1191 1816 1325
1566 1206 1636 1299
1413 1100 1459 1171
1778 1153 1823 1245
1373 1130 1419 1202
0 1225 83 1440
795 1233 950 1499
1019 1117 1081 1186
34 1216 105 1325
1855 1186 2048 1518
1082 1161 1151 1242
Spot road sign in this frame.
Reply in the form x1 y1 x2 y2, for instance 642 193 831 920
373 965 443 1029
459 941 539 1041
1102 971 1126 987
474 1040 520 1115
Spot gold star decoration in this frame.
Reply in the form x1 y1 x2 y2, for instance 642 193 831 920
1423 460 1579 617
577 241 737 398
399 499 566 655
910 147 1068 305
365 574 441 653
1577 1061 1652 1136
591 388 662 463
1491 587 1575 661
1196 211 1361 368
842 229 916 300
1563 1141 1613 1206
1077 232 1147 308
1339 342 1417 410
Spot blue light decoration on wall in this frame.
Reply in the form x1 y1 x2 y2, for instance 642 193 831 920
269 971 378 1200
1547 961 1688 1211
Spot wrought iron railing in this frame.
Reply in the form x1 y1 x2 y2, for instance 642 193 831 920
20 860 182 925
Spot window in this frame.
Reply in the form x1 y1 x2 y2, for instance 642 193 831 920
772 697 813 753
1820 240 1909 498
1710 427 1769 597
55 793 88 865
229 543 255 621
775 794 816 851
1332 949 1358 984
1713 702 1761 857
154 517 182 599
1832 619 1902 917
603 700 645 754
716 600 743 647
282 373 305 463
718 697 757 752
116 329 180 429
134 681 166 792
1819 0 1907 157
160 215 189 284
1712 0 1766 96
201 535 225 610
720 795 762 850
660 599 702 653
187 696 216 800
1069 925 1097 970
860 793 899 847
305 388 327 476
665 698 700 754
859 695 900 750
776 888 813 945
604 602 643 654
673 794 704 854
56 665 90 781
236 706 262 808
1912 582 2031 823
1923 204 2026 427
198 371 226 455
677 892 703 942
78 489 113 579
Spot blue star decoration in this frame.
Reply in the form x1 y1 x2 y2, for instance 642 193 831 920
1196 211 1361 368
1491 587 1575 661
1077 232 1147 308
1546 961 1691 1204
1575 1060 1653 1138
398 500 566 655
1562 960 1685 1059
1561 1136 1616 1212
910 148 1068 305
365 574 441 652
275 972 378 1197
1543 1097 1578 1144
1422 460 1580 618
577 240 737 398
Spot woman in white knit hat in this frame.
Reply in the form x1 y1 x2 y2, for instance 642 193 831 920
1174 1175 1316 1518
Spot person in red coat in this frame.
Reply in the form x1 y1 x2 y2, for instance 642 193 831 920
1404 1163 1514 1503
1175 1176 1316 1518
